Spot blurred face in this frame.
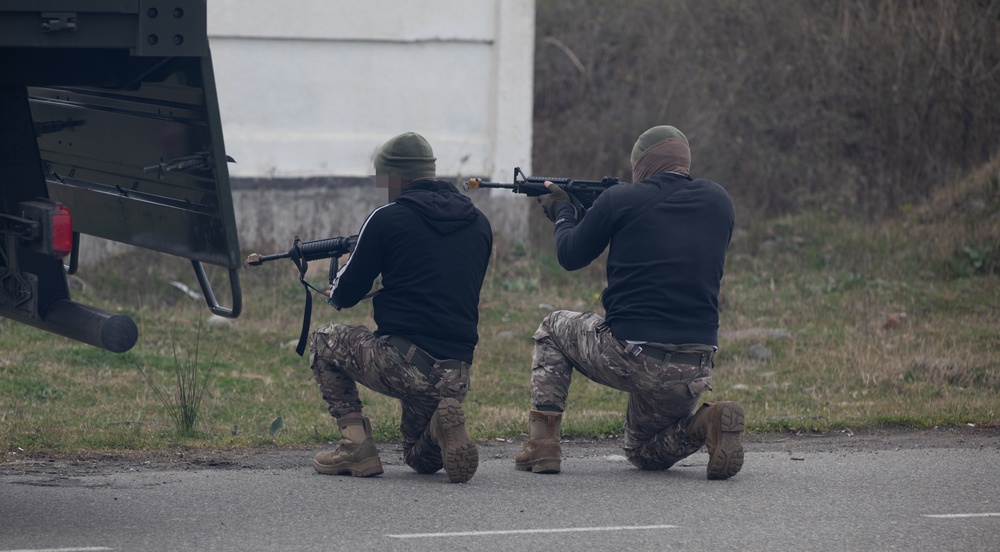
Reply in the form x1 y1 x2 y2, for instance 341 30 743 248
375 174 405 202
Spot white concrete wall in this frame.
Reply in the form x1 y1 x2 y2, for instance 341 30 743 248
207 0 535 183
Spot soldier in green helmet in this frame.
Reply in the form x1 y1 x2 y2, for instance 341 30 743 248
309 132 492 484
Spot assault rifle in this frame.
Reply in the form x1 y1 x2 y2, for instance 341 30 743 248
245 235 358 356
244 235 357 269
463 167 622 211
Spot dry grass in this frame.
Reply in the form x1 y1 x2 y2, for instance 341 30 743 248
2 165 998 453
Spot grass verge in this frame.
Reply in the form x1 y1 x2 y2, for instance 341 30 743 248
1 165 998 454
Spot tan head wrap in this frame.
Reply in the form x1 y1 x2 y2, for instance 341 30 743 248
630 125 691 182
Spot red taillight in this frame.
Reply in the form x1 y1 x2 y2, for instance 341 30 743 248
52 203 73 258
18 199 74 259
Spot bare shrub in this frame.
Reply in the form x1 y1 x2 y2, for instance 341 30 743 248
533 0 1000 219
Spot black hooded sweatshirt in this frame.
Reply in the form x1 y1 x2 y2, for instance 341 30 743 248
550 172 734 346
330 179 492 363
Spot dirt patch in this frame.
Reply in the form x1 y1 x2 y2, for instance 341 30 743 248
3 425 998 477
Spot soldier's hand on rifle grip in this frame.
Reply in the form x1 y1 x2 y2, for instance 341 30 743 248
538 181 580 223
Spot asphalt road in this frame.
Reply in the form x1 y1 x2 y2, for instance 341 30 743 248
2 428 998 552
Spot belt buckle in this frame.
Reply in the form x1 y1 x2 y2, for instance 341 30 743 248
623 342 643 357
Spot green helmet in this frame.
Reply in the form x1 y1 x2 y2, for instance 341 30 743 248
373 132 436 181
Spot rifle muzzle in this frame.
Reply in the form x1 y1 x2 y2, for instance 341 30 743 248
244 253 262 268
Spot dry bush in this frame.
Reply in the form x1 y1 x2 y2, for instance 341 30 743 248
533 0 1000 219
906 154 1000 276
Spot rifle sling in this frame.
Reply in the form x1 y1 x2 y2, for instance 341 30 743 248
289 247 374 357
622 175 691 228
289 241 313 357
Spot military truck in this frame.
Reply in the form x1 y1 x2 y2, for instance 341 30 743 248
0 1 242 353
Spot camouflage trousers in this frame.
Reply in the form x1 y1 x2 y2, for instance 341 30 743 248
309 322 470 474
531 310 715 470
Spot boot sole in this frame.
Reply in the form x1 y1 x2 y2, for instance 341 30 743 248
515 457 561 474
435 398 479 483
313 456 384 477
707 402 745 480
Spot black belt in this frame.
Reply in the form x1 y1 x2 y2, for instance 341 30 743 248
386 335 463 374
618 340 708 366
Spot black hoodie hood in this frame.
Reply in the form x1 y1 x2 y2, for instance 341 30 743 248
395 179 480 235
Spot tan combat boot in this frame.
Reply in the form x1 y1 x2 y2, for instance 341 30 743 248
686 402 745 480
514 410 562 474
429 398 479 483
313 416 384 477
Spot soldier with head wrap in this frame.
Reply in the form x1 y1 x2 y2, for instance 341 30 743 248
518 125 744 480
309 132 492 484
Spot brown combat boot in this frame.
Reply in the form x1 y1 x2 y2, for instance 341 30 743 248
514 410 562 474
428 398 479 483
313 416 384 477
686 402 745 480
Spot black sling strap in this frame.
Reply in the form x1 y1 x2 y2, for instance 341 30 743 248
288 238 315 357
623 174 692 227
288 236 339 357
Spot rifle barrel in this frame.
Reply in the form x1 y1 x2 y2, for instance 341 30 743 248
463 178 519 191
464 180 516 190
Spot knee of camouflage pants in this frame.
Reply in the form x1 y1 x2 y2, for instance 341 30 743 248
530 310 588 411
403 431 444 474
309 322 351 367
308 322 371 419
621 363 713 470
625 418 703 470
